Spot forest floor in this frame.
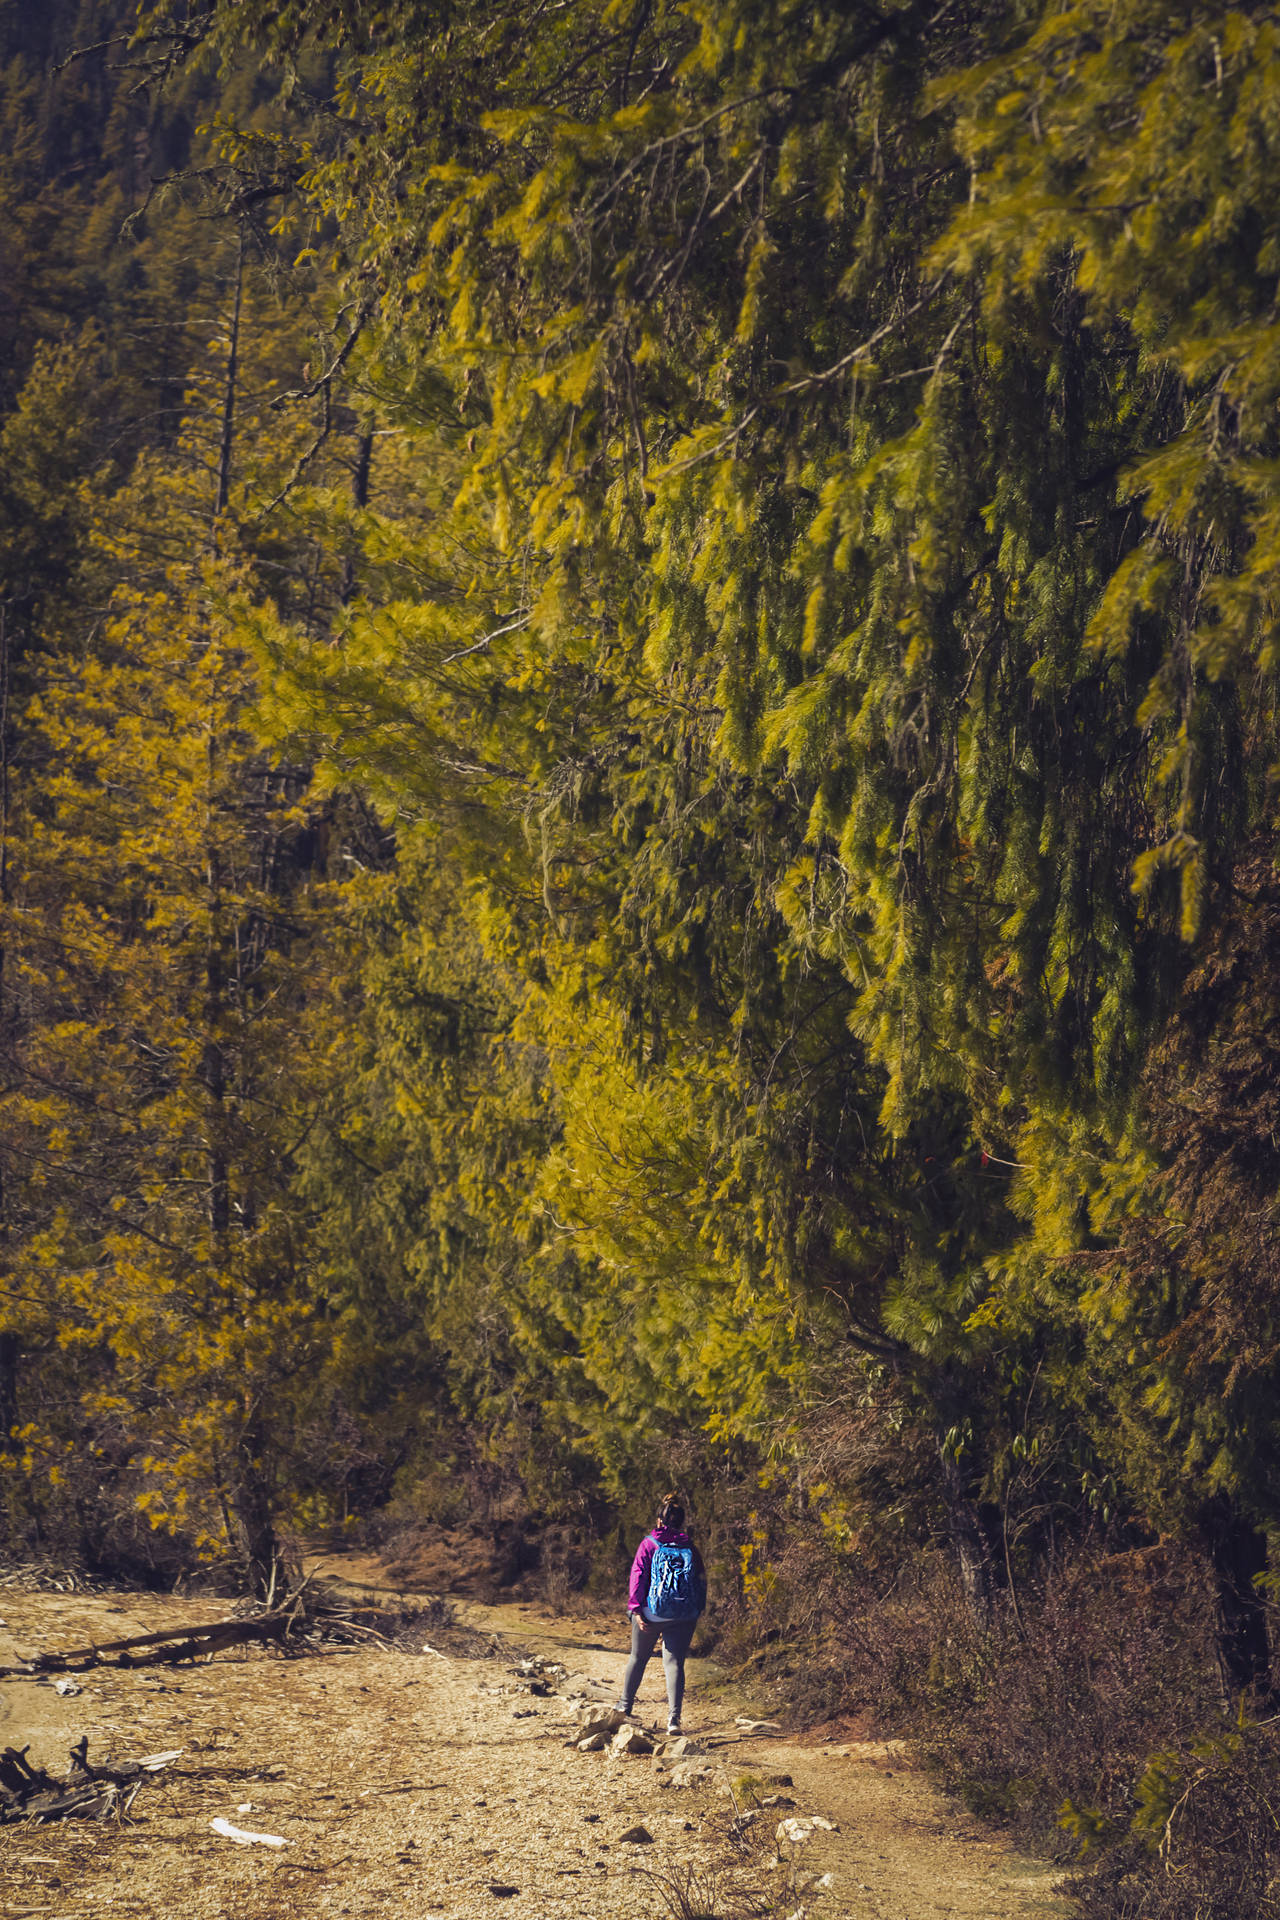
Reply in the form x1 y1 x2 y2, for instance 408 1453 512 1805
0 1549 1073 1920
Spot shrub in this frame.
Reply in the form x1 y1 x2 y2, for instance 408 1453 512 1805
911 1549 1222 1856
1065 1718 1280 1920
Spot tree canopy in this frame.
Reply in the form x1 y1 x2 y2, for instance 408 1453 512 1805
3 0 1280 1740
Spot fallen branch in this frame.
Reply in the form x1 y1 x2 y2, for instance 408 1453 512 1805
0 1585 477 1681
0 1740 183 1824
0 1614 292 1676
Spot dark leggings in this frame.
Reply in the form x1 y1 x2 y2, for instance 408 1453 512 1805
620 1612 697 1722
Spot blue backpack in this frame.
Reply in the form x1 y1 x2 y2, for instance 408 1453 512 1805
647 1540 699 1620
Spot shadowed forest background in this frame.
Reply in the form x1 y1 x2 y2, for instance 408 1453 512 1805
5 2 1280 1910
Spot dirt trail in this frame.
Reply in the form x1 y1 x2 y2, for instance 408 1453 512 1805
0 1559 1073 1919
443 1588 1072 1920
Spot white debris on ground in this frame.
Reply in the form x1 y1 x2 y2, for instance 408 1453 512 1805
208 1816 291 1848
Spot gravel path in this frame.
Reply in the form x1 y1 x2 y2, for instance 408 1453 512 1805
0 1574 1073 1919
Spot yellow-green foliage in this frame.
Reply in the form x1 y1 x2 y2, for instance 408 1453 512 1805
159 0 1280 1550
10 0 1280 1610
0 200 356 1578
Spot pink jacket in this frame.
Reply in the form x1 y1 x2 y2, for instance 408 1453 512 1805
627 1526 707 1616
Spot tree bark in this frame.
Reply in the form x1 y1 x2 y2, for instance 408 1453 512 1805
0 1334 17 1451
234 1431 278 1603
939 1452 997 1627
1196 1494 1271 1704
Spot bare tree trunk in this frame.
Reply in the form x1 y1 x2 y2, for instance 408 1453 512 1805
1197 1494 1272 1704
204 226 243 1235
233 1410 280 1602
339 430 373 604
939 1452 997 1628
212 220 245 538
209 229 267 1588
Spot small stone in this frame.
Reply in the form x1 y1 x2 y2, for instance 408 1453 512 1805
760 1792 796 1808
763 1771 794 1788
663 1735 704 1759
618 1824 653 1844
487 1885 520 1898
611 1725 654 1757
669 1762 715 1789
574 1707 626 1740
576 1732 609 1752
776 1815 838 1845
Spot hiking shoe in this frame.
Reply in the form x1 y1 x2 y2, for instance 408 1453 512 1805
614 1702 634 1716
666 1719 681 1736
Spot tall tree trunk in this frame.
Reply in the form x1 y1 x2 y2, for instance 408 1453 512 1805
339 430 373 604
204 224 243 1232
212 220 244 539
939 1452 997 1628
235 1421 278 1603
1196 1494 1271 1704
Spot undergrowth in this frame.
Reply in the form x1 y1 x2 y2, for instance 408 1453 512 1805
637 1800 834 1920
713 1511 1280 1920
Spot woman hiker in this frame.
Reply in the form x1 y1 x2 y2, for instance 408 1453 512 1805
615 1493 707 1735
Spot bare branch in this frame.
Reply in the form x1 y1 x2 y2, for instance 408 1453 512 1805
270 305 374 414
439 613 531 666
776 274 952 396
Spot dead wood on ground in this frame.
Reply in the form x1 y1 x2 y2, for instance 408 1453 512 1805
0 1738 182 1823
0 1588 492 1678
0 1613 293 1676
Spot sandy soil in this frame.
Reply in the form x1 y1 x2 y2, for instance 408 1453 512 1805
0 1557 1074 1919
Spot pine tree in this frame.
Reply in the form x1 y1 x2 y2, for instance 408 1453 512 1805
0 190 356 1584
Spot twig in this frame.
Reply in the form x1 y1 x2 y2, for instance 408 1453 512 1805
775 274 952 396
439 613 531 666
270 305 373 413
